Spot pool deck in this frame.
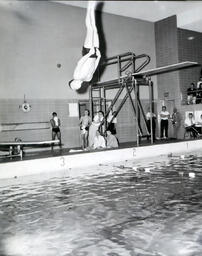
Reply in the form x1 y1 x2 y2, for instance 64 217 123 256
0 138 202 179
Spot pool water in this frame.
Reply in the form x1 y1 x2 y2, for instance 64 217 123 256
0 154 202 256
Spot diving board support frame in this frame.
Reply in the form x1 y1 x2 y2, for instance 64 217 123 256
90 75 151 146
91 55 199 146
134 78 139 146
90 52 153 146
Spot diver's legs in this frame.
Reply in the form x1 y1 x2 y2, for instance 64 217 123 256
84 1 99 49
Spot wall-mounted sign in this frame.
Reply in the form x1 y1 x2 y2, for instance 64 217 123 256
69 103 79 117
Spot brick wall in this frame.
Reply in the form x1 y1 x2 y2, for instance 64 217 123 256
155 15 180 103
178 28 202 103
0 1 157 148
154 17 202 139
0 99 80 148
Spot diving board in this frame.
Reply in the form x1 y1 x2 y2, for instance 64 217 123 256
0 140 60 160
95 61 199 88
132 61 199 77
0 140 60 147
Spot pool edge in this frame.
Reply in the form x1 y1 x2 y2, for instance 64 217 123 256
0 140 201 179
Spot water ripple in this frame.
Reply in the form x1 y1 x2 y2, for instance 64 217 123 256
0 154 202 255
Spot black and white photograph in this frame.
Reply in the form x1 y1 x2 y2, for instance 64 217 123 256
0 0 202 255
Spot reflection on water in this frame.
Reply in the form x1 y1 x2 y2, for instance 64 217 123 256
1 155 202 256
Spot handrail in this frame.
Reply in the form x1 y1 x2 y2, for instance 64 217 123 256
100 52 150 75
104 52 135 61
101 52 136 66
134 54 151 73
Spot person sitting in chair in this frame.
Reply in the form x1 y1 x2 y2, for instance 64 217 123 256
187 83 196 105
106 130 118 148
184 112 198 138
69 1 101 90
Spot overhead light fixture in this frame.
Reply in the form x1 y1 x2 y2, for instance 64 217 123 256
187 36 195 40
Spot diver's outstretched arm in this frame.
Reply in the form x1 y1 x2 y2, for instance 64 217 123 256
94 48 101 69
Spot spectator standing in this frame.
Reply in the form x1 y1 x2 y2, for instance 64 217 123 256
146 108 156 141
80 109 92 150
196 82 202 104
88 112 101 148
187 83 196 104
160 106 170 139
50 112 62 148
171 107 181 139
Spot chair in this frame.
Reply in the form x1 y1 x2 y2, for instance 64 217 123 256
184 126 199 139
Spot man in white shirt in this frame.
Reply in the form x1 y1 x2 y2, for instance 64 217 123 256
184 112 198 138
93 130 106 149
160 106 170 139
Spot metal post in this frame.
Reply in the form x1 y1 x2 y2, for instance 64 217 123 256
104 85 125 120
137 98 149 135
117 56 121 81
103 87 107 132
89 84 93 119
125 81 142 136
134 78 139 146
132 55 135 73
99 88 102 111
149 78 153 144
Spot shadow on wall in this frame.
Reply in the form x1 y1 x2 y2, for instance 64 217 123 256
77 2 106 95
95 2 107 80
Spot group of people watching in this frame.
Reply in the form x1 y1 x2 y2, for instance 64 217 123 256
50 110 118 151
187 77 202 105
50 106 201 152
146 106 179 141
148 106 202 140
79 109 118 150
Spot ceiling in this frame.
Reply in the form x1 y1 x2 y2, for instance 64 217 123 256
56 1 202 33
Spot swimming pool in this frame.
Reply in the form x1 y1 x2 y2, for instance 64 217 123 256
0 154 202 256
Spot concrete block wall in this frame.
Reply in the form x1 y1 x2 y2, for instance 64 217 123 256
0 97 158 147
0 99 80 148
155 15 180 103
154 16 202 139
0 1 158 148
178 28 202 103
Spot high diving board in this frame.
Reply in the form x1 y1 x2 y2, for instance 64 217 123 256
0 140 60 160
132 61 199 77
93 61 199 89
